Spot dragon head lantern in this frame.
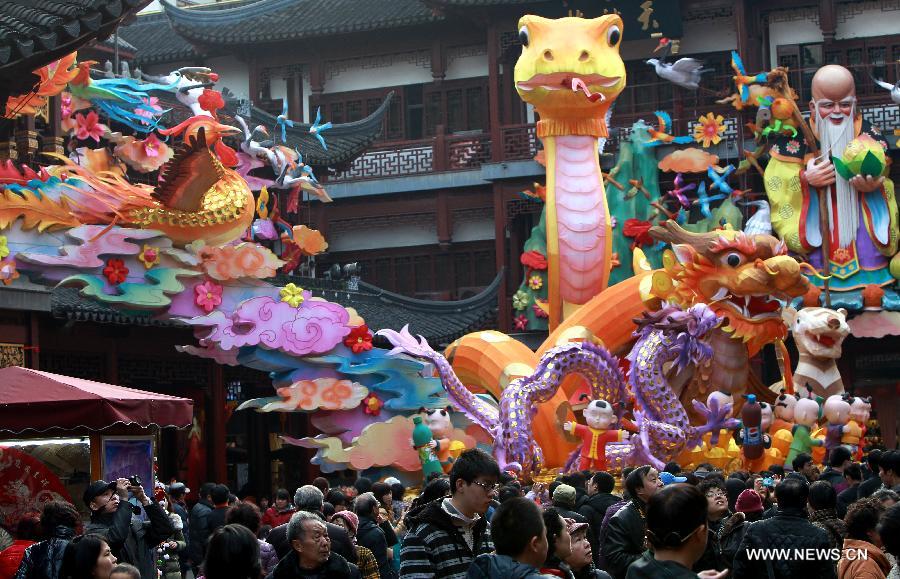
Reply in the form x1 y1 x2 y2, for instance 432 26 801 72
649 222 810 355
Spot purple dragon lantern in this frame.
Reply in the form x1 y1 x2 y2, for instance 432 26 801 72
378 302 739 474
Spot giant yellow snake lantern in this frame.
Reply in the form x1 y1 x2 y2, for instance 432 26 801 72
514 14 626 328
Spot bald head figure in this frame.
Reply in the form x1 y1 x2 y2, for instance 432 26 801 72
810 64 857 128
811 64 856 102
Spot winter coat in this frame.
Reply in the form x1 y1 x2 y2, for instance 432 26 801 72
11 526 73 579
262 507 296 529
467 554 547 579
155 525 187 579
355 546 379 579
85 500 174 579
692 527 727 573
579 492 620 565
572 565 612 579
357 515 394 579
838 538 891 579
718 511 762 565
259 539 278 576
836 485 859 519
600 500 646 579
595 500 628 573
188 498 214 566
731 506 837 579
2 540 34 579
624 552 697 579
809 508 847 550
400 498 493 579
267 512 357 564
266 550 361 579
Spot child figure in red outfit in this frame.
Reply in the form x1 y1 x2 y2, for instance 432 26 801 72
563 399 626 471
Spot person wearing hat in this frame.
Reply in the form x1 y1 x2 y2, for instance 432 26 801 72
166 482 191 576
551 485 591 544
330 511 380 579
83 478 173 579
659 472 688 486
563 520 612 579
718 489 765 567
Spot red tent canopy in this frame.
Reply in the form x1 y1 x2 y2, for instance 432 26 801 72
0 367 193 434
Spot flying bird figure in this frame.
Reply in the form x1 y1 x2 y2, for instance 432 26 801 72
692 181 727 219
276 98 295 143
730 51 769 105
666 173 697 209
707 164 736 195
309 107 333 150
647 111 694 146
646 39 712 90
871 74 900 105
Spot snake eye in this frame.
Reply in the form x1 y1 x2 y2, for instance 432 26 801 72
519 26 530 48
607 25 621 47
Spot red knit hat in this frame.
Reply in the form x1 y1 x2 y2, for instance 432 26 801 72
735 489 764 513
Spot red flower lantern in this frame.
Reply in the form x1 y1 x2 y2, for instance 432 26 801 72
103 258 129 284
343 325 373 354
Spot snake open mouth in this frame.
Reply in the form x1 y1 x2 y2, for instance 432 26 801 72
516 72 621 91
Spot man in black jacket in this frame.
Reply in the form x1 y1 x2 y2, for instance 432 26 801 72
206 484 231 534
266 511 360 579
858 450 883 498
83 478 173 579
836 462 862 518
732 477 837 579
579 472 620 566
267 485 357 564
601 466 662 579
188 482 214 572
354 492 396 579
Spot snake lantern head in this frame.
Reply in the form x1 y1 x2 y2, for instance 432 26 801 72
514 14 626 125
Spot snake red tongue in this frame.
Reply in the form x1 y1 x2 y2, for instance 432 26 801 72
570 77 605 102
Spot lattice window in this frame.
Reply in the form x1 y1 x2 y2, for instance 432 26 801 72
117 355 208 388
41 350 106 382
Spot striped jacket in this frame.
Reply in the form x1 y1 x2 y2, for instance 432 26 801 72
399 499 493 579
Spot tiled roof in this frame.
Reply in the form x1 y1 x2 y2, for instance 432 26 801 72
149 90 392 168
52 269 501 347
116 11 198 65
162 0 441 45
0 0 152 94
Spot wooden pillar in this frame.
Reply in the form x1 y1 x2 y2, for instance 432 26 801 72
431 39 446 86
437 191 452 250
487 25 502 162
309 56 325 97
433 124 447 172
15 115 37 163
493 184 510 331
288 72 302 120
42 95 64 155
105 337 118 385
208 364 227 483
819 0 837 44
28 312 39 370
248 56 260 103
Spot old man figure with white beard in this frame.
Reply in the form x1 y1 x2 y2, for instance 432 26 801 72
765 64 898 291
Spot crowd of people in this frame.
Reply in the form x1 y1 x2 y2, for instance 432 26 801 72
2 447 900 579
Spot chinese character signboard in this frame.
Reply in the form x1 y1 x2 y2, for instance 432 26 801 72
556 0 683 41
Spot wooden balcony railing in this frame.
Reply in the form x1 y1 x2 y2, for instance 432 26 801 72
329 72 900 184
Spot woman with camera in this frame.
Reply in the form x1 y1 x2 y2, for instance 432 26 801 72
83 478 173 579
